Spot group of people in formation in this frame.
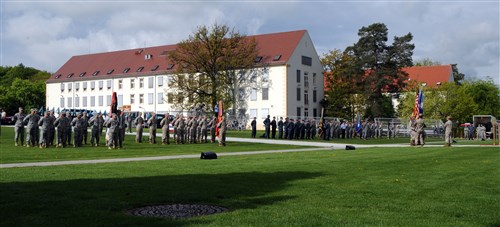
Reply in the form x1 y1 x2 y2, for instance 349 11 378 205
409 114 454 147
11 106 229 149
463 123 488 141
251 115 401 141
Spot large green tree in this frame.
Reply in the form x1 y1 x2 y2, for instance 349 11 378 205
345 23 415 119
167 24 258 115
397 79 500 123
0 65 49 115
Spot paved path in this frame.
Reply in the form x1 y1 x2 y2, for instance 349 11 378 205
0 129 488 169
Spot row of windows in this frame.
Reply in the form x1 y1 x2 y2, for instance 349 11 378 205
249 87 318 104
60 76 170 92
248 107 317 119
53 63 175 79
59 93 165 108
296 70 317 85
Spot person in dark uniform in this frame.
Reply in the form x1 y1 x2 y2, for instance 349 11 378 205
278 117 284 139
271 116 277 139
250 117 257 138
263 115 271 139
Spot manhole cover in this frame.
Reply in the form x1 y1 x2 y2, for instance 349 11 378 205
126 204 229 219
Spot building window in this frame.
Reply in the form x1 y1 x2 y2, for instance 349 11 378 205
158 76 163 87
313 73 317 84
60 83 65 91
262 88 269 100
148 93 154 104
313 108 317 118
157 92 163 104
107 80 112 89
98 81 103 90
304 90 309 105
75 82 80 91
249 109 257 119
82 97 87 107
148 77 154 88
262 72 269 82
297 88 301 101
130 94 135 104
296 107 301 118
118 80 123 89
167 76 173 86
140 78 144 88
83 82 87 91
60 97 64 108
296 70 301 83
130 79 135 89
251 88 257 101
75 97 80 107
106 95 111 106
118 95 123 106
68 83 72 92
67 97 72 108
313 90 317 103
98 96 103 107
304 108 309 118
261 108 269 119
90 96 95 107
301 56 312 66
238 88 245 101
304 74 309 88
91 81 95 90
139 94 144 104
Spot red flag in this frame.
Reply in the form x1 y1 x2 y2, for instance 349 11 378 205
215 100 223 138
412 90 419 118
111 92 118 114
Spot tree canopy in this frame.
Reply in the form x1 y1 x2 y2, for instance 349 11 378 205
0 64 49 115
323 23 415 120
167 23 258 115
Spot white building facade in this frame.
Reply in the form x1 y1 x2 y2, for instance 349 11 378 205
46 30 324 129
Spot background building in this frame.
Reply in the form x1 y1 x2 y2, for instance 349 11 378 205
46 30 324 129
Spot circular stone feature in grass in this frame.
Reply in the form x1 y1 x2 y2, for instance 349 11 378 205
126 204 229 218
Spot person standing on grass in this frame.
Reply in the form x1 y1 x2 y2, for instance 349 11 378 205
200 116 208 143
23 109 39 147
250 117 257 138
89 112 103 147
278 117 284 139
81 112 89 145
413 114 426 146
106 113 119 149
54 112 69 148
209 116 217 143
117 110 126 148
71 113 84 147
126 112 133 133
263 115 271 139
134 112 144 143
66 111 73 146
217 116 227 146
443 116 453 147
271 116 277 139
13 107 26 146
160 113 171 145
38 112 51 148
147 112 157 144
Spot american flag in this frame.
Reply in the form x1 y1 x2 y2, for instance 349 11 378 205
412 89 424 117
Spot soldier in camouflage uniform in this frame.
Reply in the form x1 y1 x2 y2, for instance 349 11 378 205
54 112 69 148
81 112 89 145
134 112 144 143
89 112 103 147
38 112 51 148
48 111 56 147
71 113 84 147
23 109 40 147
66 111 73 146
160 113 171 145
147 112 157 144
106 113 119 149
13 107 26 146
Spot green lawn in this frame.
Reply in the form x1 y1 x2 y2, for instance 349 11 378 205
0 127 498 226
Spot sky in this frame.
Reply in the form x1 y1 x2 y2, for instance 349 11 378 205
1 1 499 87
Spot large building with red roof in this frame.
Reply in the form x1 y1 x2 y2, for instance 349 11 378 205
404 64 455 87
46 30 324 127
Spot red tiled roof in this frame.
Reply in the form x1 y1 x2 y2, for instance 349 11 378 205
47 30 306 83
403 65 453 87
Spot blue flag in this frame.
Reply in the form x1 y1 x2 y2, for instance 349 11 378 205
418 89 424 116
355 111 362 135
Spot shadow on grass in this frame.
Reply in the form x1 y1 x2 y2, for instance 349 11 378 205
0 171 322 226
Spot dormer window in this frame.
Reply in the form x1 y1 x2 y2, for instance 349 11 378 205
151 65 159 71
144 54 153 60
123 68 130 73
273 54 282 61
136 66 144 72
254 56 263 63
55 74 62 79
67 73 74 78
167 64 174 70
107 69 114 75
92 71 99 76
79 72 87 77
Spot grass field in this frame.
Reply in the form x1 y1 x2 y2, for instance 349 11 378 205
0 126 498 226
